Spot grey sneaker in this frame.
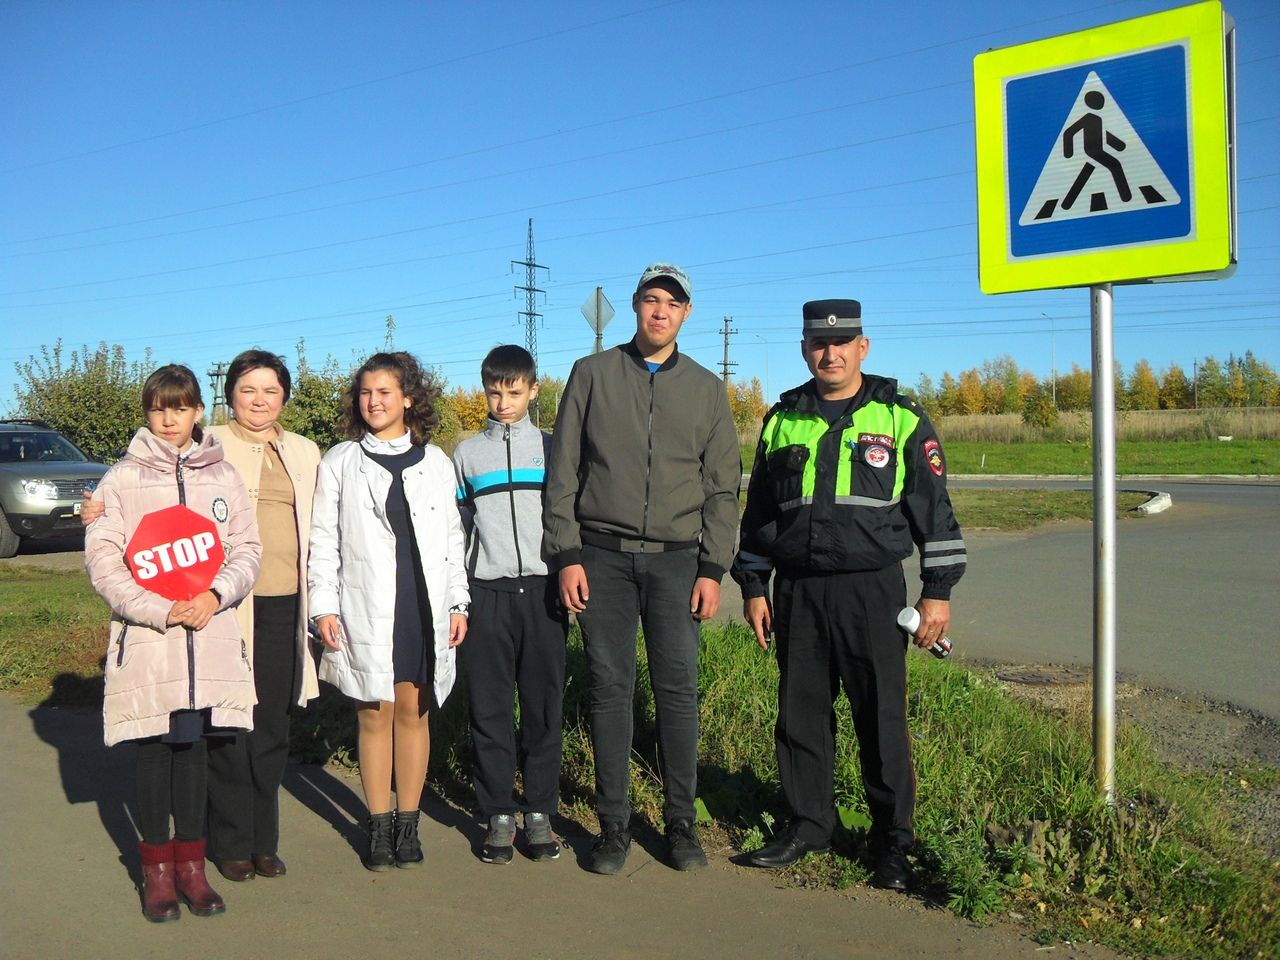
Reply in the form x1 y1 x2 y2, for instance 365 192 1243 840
480 814 516 865
522 812 561 861
666 819 708 871
586 822 631 875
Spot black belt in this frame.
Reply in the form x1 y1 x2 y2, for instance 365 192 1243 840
580 529 699 554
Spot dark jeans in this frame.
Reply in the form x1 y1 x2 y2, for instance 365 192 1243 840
773 565 915 850
136 739 208 845
577 544 701 827
207 594 298 859
461 577 568 817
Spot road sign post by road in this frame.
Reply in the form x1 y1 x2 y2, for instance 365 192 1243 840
973 1 1237 801
580 286 615 354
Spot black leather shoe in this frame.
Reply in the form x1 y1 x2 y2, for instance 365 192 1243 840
746 828 830 869
215 858 255 882
872 848 911 891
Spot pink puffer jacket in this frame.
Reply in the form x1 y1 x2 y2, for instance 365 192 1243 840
85 428 262 746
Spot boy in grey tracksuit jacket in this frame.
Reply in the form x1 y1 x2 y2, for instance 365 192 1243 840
452 345 568 864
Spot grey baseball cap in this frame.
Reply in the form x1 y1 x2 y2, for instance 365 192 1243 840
635 262 693 301
802 299 862 336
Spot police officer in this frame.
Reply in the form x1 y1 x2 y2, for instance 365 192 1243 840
730 299 965 890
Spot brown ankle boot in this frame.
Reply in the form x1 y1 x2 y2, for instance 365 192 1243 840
172 839 226 917
138 840 180 923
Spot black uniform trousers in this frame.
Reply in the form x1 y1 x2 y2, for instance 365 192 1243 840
461 577 568 817
207 593 299 859
773 564 915 851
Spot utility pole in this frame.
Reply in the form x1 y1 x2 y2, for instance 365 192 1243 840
207 362 228 424
719 315 738 382
511 218 549 423
1193 358 1199 409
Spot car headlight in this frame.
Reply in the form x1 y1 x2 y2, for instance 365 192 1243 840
21 479 61 499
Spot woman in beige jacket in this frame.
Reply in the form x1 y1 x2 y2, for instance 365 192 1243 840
85 365 262 922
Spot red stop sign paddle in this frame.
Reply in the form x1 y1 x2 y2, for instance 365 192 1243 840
125 504 226 602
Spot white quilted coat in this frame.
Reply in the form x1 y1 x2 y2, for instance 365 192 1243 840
307 437 468 705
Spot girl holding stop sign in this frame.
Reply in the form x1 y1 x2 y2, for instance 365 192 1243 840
85 365 262 922
309 352 469 870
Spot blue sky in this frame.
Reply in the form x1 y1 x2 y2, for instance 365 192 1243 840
2 0 1276 414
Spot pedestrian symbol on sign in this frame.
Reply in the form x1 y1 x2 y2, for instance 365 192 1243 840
1018 71 1180 226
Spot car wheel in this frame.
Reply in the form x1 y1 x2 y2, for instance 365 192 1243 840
0 511 20 559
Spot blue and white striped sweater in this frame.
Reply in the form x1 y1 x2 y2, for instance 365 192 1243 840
451 414 553 582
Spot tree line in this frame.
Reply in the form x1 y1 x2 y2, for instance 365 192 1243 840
10 339 771 462
909 352 1279 426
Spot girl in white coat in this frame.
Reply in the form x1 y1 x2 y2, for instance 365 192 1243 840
309 352 468 870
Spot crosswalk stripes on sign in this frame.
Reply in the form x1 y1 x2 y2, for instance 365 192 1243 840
1017 71 1181 227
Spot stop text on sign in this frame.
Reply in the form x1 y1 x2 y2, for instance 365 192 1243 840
132 531 217 580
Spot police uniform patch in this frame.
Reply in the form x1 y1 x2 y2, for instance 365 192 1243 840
923 438 944 477
211 497 229 522
858 433 894 449
864 444 890 469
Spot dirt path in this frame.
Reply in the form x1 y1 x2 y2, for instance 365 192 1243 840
1 693 1122 960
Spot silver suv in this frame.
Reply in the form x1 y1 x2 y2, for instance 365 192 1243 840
0 420 109 558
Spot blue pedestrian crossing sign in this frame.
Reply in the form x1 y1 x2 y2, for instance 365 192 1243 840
974 1 1236 294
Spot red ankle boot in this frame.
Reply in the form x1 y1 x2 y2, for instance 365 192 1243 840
138 840 180 923
172 839 226 916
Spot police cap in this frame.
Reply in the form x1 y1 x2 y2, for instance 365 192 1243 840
802 299 862 337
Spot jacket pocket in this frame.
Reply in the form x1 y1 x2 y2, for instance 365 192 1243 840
766 444 809 507
115 624 130 667
850 442 897 502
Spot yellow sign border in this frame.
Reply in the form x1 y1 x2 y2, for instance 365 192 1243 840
974 0 1233 295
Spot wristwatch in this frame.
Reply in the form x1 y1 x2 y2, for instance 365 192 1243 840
449 603 470 618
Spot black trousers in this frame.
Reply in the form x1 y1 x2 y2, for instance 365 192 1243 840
773 565 915 850
136 739 208 845
461 578 568 817
576 545 701 827
207 594 298 859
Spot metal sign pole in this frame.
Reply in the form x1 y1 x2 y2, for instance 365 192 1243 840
1090 282 1117 803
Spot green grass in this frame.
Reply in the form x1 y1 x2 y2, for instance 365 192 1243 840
6 572 1277 958
740 439 1280 476
946 439 1278 475
0 566 107 703
951 489 1148 530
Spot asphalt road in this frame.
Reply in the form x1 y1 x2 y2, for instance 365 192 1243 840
713 478 1279 720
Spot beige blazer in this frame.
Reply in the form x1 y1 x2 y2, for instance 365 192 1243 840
211 423 321 707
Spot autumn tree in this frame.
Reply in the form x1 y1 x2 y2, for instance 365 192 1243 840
1159 364 1192 409
956 369 984 415
727 377 768 436
937 373 960 416
449 386 489 433
1127 359 1161 410
12 340 152 462
909 373 941 421
1196 356 1228 407
1056 364 1092 411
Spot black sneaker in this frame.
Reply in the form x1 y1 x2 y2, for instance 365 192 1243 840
363 812 395 871
480 814 516 865
522 812 561 862
393 809 424 869
586 823 631 875
666 819 708 871
872 847 912 891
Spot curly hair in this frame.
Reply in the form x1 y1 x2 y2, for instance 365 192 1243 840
340 351 440 445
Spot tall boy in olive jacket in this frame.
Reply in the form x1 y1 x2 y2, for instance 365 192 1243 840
543 263 741 875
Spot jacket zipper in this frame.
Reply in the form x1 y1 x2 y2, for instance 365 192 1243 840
177 457 195 709
503 424 525 577
116 624 129 666
642 370 656 538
